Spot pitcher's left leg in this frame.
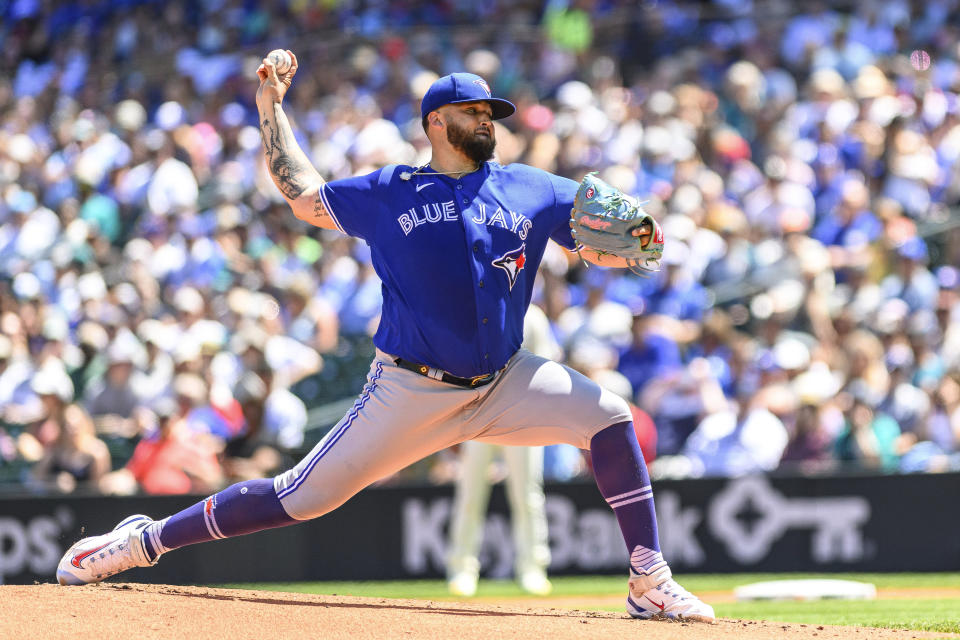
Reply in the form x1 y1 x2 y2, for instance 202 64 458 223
472 350 714 622
591 421 714 621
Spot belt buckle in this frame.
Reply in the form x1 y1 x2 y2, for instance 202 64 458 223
470 373 491 386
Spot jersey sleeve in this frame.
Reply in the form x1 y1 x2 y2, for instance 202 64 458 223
316 168 385 241
547 172 579 250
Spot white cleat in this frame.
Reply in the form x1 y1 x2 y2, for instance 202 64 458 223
517 569 553 596
57 514 157 585
447 571 478 597
627 577 716 623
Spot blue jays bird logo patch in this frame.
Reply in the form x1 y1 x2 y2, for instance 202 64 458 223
473 79 492 97
492 243 526 291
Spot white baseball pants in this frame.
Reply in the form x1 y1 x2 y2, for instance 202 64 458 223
274 348 631 520
445 441 550 579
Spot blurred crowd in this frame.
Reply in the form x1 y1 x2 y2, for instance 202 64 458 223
2 0 960 495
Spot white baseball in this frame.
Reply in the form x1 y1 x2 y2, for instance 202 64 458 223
267 49 292 75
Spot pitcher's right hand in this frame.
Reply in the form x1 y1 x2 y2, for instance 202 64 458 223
256 49 298 105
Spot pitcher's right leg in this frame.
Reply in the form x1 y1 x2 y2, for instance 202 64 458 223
57 477 294 585
273 357 484 519
59 353 485 585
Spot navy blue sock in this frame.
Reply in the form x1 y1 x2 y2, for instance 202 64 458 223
590 421 665 574
141 478 297 560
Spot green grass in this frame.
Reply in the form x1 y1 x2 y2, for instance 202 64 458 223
222 573 960 634
678 572 960 592
709 599 960 634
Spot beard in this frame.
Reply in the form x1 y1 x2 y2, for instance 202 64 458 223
446 120 496 164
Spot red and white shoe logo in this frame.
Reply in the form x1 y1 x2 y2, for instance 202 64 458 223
71 541 111 569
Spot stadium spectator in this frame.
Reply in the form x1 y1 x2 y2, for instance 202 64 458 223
100 397 225 496
30 404 110 493
85 342 142 438
834 386 902 471
21 360 75 455
780 401 836 470
223 372 284 482
0 335 32 420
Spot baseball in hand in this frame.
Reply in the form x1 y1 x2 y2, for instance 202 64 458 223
267 49 292 75
910 49 931 71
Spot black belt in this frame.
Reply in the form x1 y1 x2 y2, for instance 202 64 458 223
393 357 498 388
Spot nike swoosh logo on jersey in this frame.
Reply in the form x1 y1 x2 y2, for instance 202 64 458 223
71 541 112 568
415 183 434 192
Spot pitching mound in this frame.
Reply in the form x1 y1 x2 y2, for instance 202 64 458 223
1 583 950 640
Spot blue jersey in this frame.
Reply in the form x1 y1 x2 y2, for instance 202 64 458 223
317 161 578 377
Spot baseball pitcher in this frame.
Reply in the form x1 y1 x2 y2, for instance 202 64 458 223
56 52 713 623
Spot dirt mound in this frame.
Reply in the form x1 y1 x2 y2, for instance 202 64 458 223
1 583 950 640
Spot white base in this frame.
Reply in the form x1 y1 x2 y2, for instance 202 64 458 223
734 579 877 601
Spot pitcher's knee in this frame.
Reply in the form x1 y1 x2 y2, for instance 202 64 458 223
601 389 631 420
272 468 356 520
280 493 350 521
579 391 631 445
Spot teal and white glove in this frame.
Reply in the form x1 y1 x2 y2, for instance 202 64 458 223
570 172 664 274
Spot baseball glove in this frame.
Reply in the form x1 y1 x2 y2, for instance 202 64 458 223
570 173 664 275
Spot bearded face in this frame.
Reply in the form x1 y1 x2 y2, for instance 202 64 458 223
445 118 496 164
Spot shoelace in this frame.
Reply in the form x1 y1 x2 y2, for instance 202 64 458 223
86 535 138 578
655 579 696 602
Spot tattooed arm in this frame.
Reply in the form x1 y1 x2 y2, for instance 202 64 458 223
255 50 337 231
256 102 335 229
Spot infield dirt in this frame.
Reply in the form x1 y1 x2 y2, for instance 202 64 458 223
2 583 956 640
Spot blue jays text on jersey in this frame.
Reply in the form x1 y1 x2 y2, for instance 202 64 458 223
317 161 579 378
397 200 533 241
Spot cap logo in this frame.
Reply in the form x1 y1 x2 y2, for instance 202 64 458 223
473 79 492 97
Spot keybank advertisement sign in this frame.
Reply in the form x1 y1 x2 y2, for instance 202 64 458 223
401 473 959 577
402 476 874 577
1 473 958 583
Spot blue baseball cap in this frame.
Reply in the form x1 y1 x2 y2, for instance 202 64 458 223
420 73 516 120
